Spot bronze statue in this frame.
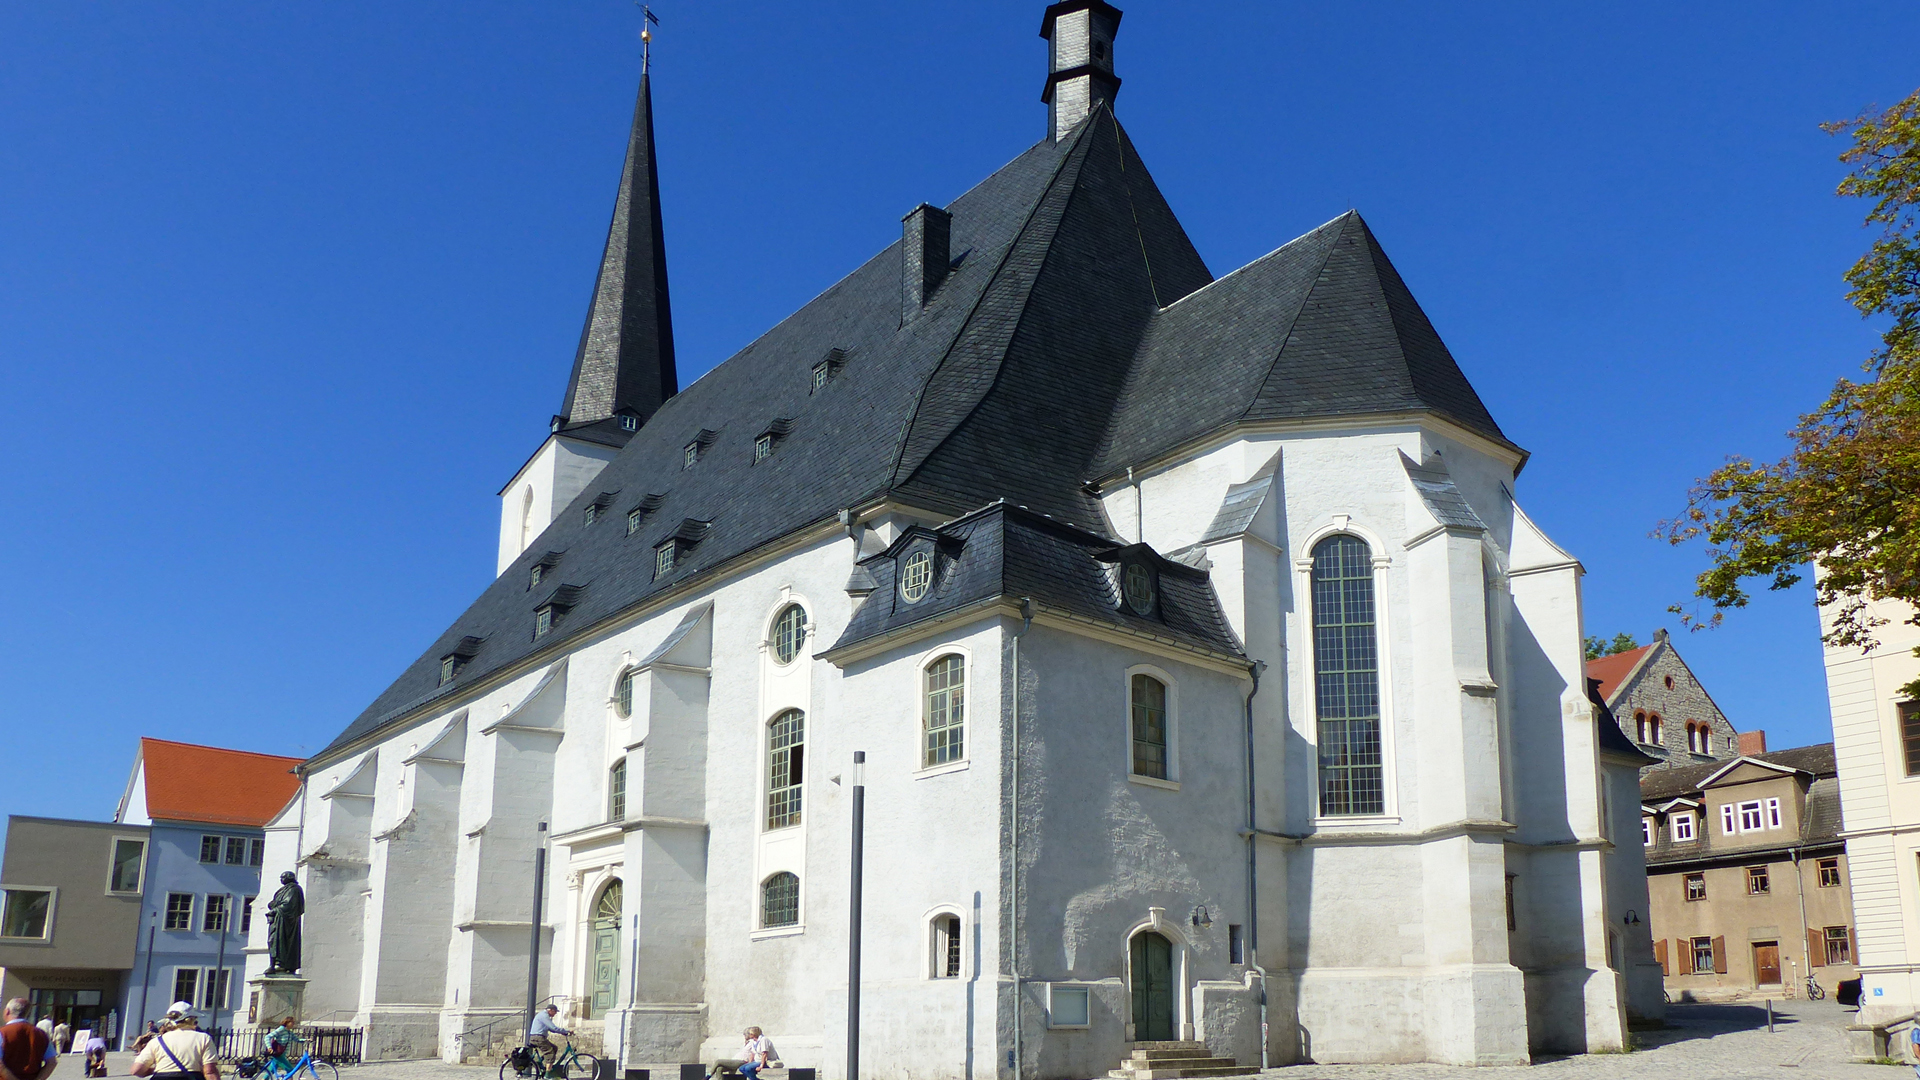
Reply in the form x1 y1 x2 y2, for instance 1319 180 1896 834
265 871 304 975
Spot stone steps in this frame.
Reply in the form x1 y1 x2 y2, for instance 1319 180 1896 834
1105 1040 1254 1080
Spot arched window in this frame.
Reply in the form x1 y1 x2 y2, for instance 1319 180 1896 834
608 758 627 822
615 669 636 719
1687 723 1699 753
924 655 966 767
761 872 799 928
520 487 534 548
1635 711 1648 744
1312 535 1383 816
931 913 962 978
771 604 807 665
1130 674 1169 780
1649 713 1663 744
767 710 804 829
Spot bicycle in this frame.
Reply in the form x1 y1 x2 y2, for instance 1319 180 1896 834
244 1045 339 1080
502 1037 597 1080
1805 974 1827 1000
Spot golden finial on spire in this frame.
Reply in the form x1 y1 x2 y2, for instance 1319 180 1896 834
637 3 659 73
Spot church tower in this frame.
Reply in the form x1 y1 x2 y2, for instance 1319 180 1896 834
497 67 678 575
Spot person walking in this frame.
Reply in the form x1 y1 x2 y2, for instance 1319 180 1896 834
129 1003 217 1080
2 999 59 1080
526 1005 569 1077
50 1026 68 1057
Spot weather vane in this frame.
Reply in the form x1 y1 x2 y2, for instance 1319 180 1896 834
637 3 660 73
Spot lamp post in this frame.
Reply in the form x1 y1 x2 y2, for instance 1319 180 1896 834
847 752 866 1080
211 893 233 1036
132 911 156 1049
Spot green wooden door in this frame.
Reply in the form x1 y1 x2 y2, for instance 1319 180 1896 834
1130 932 1174 1041
591 881 622 1016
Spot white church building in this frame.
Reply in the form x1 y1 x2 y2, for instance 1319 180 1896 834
246 2 1660 1071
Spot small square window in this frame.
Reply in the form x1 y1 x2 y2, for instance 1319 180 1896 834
172 969 199 1009
199 836 222 863
1684 872 1706 901
225 837 248 865
1747 865 1770 895
531 563 544 589
164 892 195 931
620 414 638 432
249 838 264 867
1819 858 1843 888
536 607 553 637
1672 813 1695 842
684 442 700 469
811 362 830 393
584 503 599 526
1738 801 1765 831
1047 985 1090 1028
1692 935 1715 974
0 889 52 939
755 434 774 463
440 655 457 685
628 508 643 535
1825 925 1852 965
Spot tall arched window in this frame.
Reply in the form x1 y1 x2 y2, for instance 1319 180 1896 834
1649 713 1663 744
924 655 966 767
931 913 962 978
1635 711 1648 744
771 604 807 665
1130 674 1169 780
767 710 805 829
520 487 534 548
761 872 799 928
1312 535 1383 816
608 757 627 822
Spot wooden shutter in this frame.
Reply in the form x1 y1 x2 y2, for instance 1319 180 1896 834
1712 936 1728 974
1654 938 1669 976
1808 928 1826 967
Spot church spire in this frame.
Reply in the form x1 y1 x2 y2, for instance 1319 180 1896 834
558 68 678 436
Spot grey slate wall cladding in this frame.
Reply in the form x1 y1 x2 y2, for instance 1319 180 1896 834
1614 643 1739 770
320 100 1506 761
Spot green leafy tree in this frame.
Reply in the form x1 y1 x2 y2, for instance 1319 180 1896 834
1662 89 1920 689
1584 632 1641 661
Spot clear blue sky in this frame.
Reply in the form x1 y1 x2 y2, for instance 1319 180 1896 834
2 2 1914 824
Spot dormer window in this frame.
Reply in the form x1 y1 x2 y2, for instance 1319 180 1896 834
811 362 831 393
528 552 562 590
438 636 483 685
684 442 700 469
628 507 644 535
900 550 933 603
584 492 615 527
655 541 678 579
584 504 599 526
620 414 639 432
755 434 774 463
754 419 793 464
530 564 544 588
536 606 554 637
1123 562 1156 615
440 655 457 685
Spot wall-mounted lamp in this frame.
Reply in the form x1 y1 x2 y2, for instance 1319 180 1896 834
1623 909 1642 926
1191 905 1212 929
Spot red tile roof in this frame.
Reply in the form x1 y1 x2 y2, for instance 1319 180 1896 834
139 738 303 827
1585 644 1654 703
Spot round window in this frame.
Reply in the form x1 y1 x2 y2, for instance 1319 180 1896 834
771 603 806 665
615 669 636 718
1123 563 1155 615
900 551 934 603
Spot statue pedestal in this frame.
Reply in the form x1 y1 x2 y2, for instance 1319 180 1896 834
247 975 307 1027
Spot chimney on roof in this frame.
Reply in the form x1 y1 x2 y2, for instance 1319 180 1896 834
1739 730 1767 756
902 203 951 320
1041 1 1123 142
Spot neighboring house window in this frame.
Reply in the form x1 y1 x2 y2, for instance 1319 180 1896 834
199 836 221 863
767 710 805 829
1902 701 1920 776
1747 866 1770 895
924 654 966 768
608 758 627 822
1635 712 1648 743
204 894 229 932
1825 926 1852 965
225 837 248 865
1672 813 1696 842
1721 804 1737 834
616 669 636 718
771 604 806 665
761 872 799 929
1819 858 1843 888
1766 797 1782 829
1692 936 1716 974
1738 801 1766 832
240 896 255 934
164 893 195 931
172 969 199 1008
1312 535 1384 817
931 914 962 978
0 888 52 939
249 838 264 867
200 968 229 1010
1130 674 1169 780
1649 714 1663 743
109 838 147 894
1684 873 1707 901
1642 818 1653 846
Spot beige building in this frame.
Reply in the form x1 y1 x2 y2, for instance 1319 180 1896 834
1826 593 1920 1025
1641 744 1857 999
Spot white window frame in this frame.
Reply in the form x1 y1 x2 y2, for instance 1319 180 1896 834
914 644 971 778
202 893 230 933
926 906 967 980
1297 518 1399 826
1766 797 1782 829
1046 983 1092 1030
753 871 803 938
1721 804 1737 835
200 966 232 1011
199 835 222 864
1738 800 1765 832
106 835 148 896
171 967 200 1008
1124 664 1180 790
0 886 56 942
1672 813 1696 842
1642 818 1653 846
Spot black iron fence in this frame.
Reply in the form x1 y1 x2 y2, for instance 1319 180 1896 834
207 1027 363 1065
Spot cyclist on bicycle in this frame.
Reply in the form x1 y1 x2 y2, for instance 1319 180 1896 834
266 1019 300 1073
528 1006 570 1075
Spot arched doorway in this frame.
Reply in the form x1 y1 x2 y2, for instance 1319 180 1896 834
590 880 622 1017
1130 931 1175 1041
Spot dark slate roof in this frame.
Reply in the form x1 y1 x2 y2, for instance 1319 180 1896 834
317 90 1509 762
559 73 677 435
1639 742 1837 802
1092 211 1511 479
827 502 1244 662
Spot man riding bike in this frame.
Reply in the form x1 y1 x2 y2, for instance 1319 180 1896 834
527 1006 570 1076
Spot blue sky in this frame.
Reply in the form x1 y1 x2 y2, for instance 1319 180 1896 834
2 2 1914 824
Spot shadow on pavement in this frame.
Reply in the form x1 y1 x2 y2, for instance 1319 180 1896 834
1629 1003 1798 1050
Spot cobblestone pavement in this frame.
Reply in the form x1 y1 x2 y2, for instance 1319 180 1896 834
86 1000 1911 1080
